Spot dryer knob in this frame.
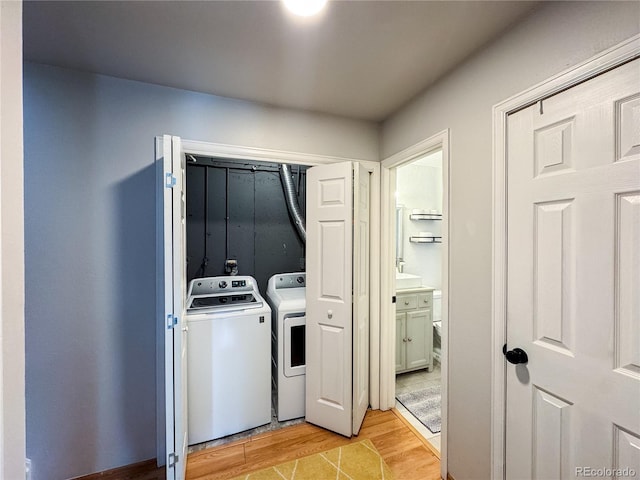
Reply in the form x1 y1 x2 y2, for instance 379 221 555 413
219 281 228 289
297 276 304 284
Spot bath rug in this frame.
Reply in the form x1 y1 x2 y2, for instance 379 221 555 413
231 439 394 480
396 385 441 434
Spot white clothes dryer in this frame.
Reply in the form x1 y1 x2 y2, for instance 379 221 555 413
186 275 271 445
266 272 306 422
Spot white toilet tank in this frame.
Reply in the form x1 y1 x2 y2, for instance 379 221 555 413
433 290 442 323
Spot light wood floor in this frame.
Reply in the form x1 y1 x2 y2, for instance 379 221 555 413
186 409 440 480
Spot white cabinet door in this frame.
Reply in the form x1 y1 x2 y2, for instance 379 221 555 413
156 135 187 480
505 59 640 479
406 310 430 370
396 313 406 372
306 161 371 438
395 291 433 374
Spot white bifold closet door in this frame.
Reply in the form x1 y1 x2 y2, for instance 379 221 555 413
305 161 370 437
157 135 188 480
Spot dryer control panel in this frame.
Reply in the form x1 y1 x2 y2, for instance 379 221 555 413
273 272 306 289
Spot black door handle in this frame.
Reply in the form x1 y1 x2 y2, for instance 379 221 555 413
502 344 528 364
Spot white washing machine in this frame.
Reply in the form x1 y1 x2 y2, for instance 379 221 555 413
186 275 271 445
266 272 306 422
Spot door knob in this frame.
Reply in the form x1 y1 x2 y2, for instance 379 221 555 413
502 344 528 364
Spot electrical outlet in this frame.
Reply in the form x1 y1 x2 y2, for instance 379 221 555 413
25 458 32 480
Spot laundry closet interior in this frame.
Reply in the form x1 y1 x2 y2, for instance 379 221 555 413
185 156 307 290
184 154 310 449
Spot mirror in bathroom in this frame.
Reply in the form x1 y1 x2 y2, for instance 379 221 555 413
396 205 404 272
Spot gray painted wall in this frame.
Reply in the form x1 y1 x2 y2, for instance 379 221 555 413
381 2 640 479
23 64 377 480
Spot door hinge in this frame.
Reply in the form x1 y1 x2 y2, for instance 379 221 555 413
167 314 178 329
165 172 177 188
392 296 396 304
168 452 179 468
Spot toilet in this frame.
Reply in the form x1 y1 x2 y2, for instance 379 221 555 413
432 290 442 363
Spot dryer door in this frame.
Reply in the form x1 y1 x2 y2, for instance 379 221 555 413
284 314 306 377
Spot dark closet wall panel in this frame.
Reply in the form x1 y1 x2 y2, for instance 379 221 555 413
206 167 227 278
186 159 306 294
228 169 256 276
254 170 305 293
186 166 205 281
186 166 228 280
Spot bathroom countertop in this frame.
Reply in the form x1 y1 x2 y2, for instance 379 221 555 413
396 285 435 294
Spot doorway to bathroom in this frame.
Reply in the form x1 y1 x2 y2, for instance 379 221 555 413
381 130 449 477
395 148 443 452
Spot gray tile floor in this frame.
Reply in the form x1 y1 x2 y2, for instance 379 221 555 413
395 364 442 452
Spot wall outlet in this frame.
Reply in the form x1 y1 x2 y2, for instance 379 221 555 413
25 458 32 480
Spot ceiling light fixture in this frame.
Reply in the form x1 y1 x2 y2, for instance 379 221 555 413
282 0 328 17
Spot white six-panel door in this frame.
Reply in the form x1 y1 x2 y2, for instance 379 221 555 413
306 161 370 437
505 59 640 479
157 135 188 480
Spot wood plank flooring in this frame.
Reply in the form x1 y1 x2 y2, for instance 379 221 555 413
186 409 440 480
72 459 165 480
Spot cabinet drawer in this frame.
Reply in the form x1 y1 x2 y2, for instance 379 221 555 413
418 293 432 308
397 294 417 311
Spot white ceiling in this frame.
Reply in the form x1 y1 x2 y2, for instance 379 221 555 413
23 0 539 122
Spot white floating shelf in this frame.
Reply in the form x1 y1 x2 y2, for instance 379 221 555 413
409 236 442 243
409 213 442 221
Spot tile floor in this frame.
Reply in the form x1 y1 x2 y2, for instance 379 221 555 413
395 364 442 452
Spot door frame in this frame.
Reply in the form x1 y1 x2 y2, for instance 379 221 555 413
380 129 450 480
490 34 640 480
157 138 382 463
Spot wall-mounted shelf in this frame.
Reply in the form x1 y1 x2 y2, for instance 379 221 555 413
409 213 442 221
410 236 442 243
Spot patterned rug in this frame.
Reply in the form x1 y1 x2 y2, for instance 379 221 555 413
231 439 394 480
396 384 441 434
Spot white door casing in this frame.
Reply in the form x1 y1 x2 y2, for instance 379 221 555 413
157 135 188 480
306 160 371 437
353 163 370 435
381 130 450 480
505 59 640 479
156 136 380 464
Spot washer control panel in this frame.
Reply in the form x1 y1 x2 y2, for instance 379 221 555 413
190 276 255 295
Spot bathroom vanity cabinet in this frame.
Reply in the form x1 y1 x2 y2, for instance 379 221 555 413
395 287 434 373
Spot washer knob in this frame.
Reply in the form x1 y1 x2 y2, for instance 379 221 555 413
218 281 228 289
297 276 304 284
